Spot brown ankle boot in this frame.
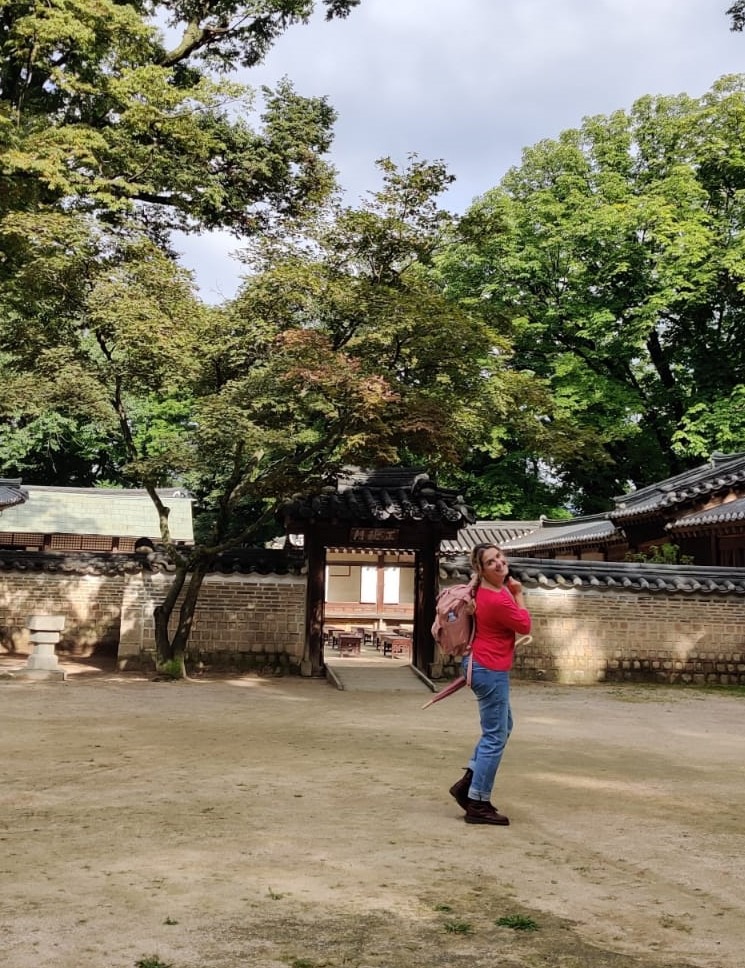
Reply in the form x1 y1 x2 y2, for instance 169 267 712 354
464 798 510 826
448 769 473 810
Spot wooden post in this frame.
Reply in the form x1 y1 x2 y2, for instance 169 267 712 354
303 535 326 677
413 530 439 675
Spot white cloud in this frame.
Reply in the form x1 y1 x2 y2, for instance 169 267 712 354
179 0 745 301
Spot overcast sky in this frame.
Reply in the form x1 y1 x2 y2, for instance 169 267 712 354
176 0 745 303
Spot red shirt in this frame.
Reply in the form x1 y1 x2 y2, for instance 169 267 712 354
471 584 531 672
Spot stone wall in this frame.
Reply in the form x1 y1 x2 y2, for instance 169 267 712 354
0 568 124 658
515 585 745 685
2 554 744 685
118 571 307 673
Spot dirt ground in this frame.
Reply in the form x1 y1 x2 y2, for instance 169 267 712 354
1 650 744 968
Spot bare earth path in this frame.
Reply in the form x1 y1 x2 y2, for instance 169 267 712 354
1 655 744 968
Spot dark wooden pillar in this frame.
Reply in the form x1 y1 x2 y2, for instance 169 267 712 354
413 529 439 675
303 534 326 677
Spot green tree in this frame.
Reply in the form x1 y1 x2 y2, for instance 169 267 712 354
0 0 390 676
233 155 505 466
0 152 507 676
135 159 518 675
1 0 364 486
437 76 745 514
1 0 358 233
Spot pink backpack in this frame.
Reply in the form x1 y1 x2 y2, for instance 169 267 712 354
431 579 478 657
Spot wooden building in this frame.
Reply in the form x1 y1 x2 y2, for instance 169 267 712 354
0 484 194 553
499 452 745 567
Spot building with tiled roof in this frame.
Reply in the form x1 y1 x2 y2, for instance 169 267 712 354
496 452 745 567
440 520 541 555
499 514 624 561
0 479 27 512
0 485 194 553
609 451 745 522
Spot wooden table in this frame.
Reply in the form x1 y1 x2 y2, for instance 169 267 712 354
377 634 411 659
336 632 363 656
324 626 348 650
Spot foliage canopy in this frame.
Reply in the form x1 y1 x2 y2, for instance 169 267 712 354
437 75 745 513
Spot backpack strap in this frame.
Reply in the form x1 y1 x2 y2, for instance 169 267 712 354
464 579 479 687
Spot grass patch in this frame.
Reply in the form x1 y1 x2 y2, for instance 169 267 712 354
496 914 539 931
135 958 172 968
443 920 472 934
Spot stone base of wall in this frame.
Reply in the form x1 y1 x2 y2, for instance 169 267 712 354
599 653 745 686
117 648 303 677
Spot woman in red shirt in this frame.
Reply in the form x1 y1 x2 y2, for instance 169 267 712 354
449 543 531 825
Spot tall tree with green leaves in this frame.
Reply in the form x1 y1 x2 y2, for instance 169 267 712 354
0 0 407 675
145 157 525 675
437 75 745 514
1 146 511 675
1 0 358 232
0 0 362 485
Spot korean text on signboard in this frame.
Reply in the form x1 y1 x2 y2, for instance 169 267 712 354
349 528 400 544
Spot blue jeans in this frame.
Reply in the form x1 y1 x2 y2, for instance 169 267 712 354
462 658 512 802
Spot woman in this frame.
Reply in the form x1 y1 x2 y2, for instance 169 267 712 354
449 543 531 826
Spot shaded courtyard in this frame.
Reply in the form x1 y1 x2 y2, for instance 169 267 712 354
1 659 744 968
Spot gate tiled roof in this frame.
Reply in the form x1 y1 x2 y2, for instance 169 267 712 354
281 467 475 527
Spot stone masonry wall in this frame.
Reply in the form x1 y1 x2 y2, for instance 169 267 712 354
0 570 124 658
2 562 743 684
514 585 745 685
118 571 307 673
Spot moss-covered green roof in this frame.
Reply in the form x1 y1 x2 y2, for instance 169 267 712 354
0 486 193 542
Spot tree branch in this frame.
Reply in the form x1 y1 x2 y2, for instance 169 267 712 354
159 19 231 66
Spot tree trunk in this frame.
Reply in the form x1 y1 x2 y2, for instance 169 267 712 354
153 559 210 677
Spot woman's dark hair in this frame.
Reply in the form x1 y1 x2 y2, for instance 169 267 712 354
470 543 500 575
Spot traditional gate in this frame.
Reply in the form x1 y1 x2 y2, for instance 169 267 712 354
279 468 474 677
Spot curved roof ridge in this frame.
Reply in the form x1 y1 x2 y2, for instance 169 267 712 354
612 451 745 518
280 469 474 528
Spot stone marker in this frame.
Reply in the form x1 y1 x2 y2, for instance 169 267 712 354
0 615 67 682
